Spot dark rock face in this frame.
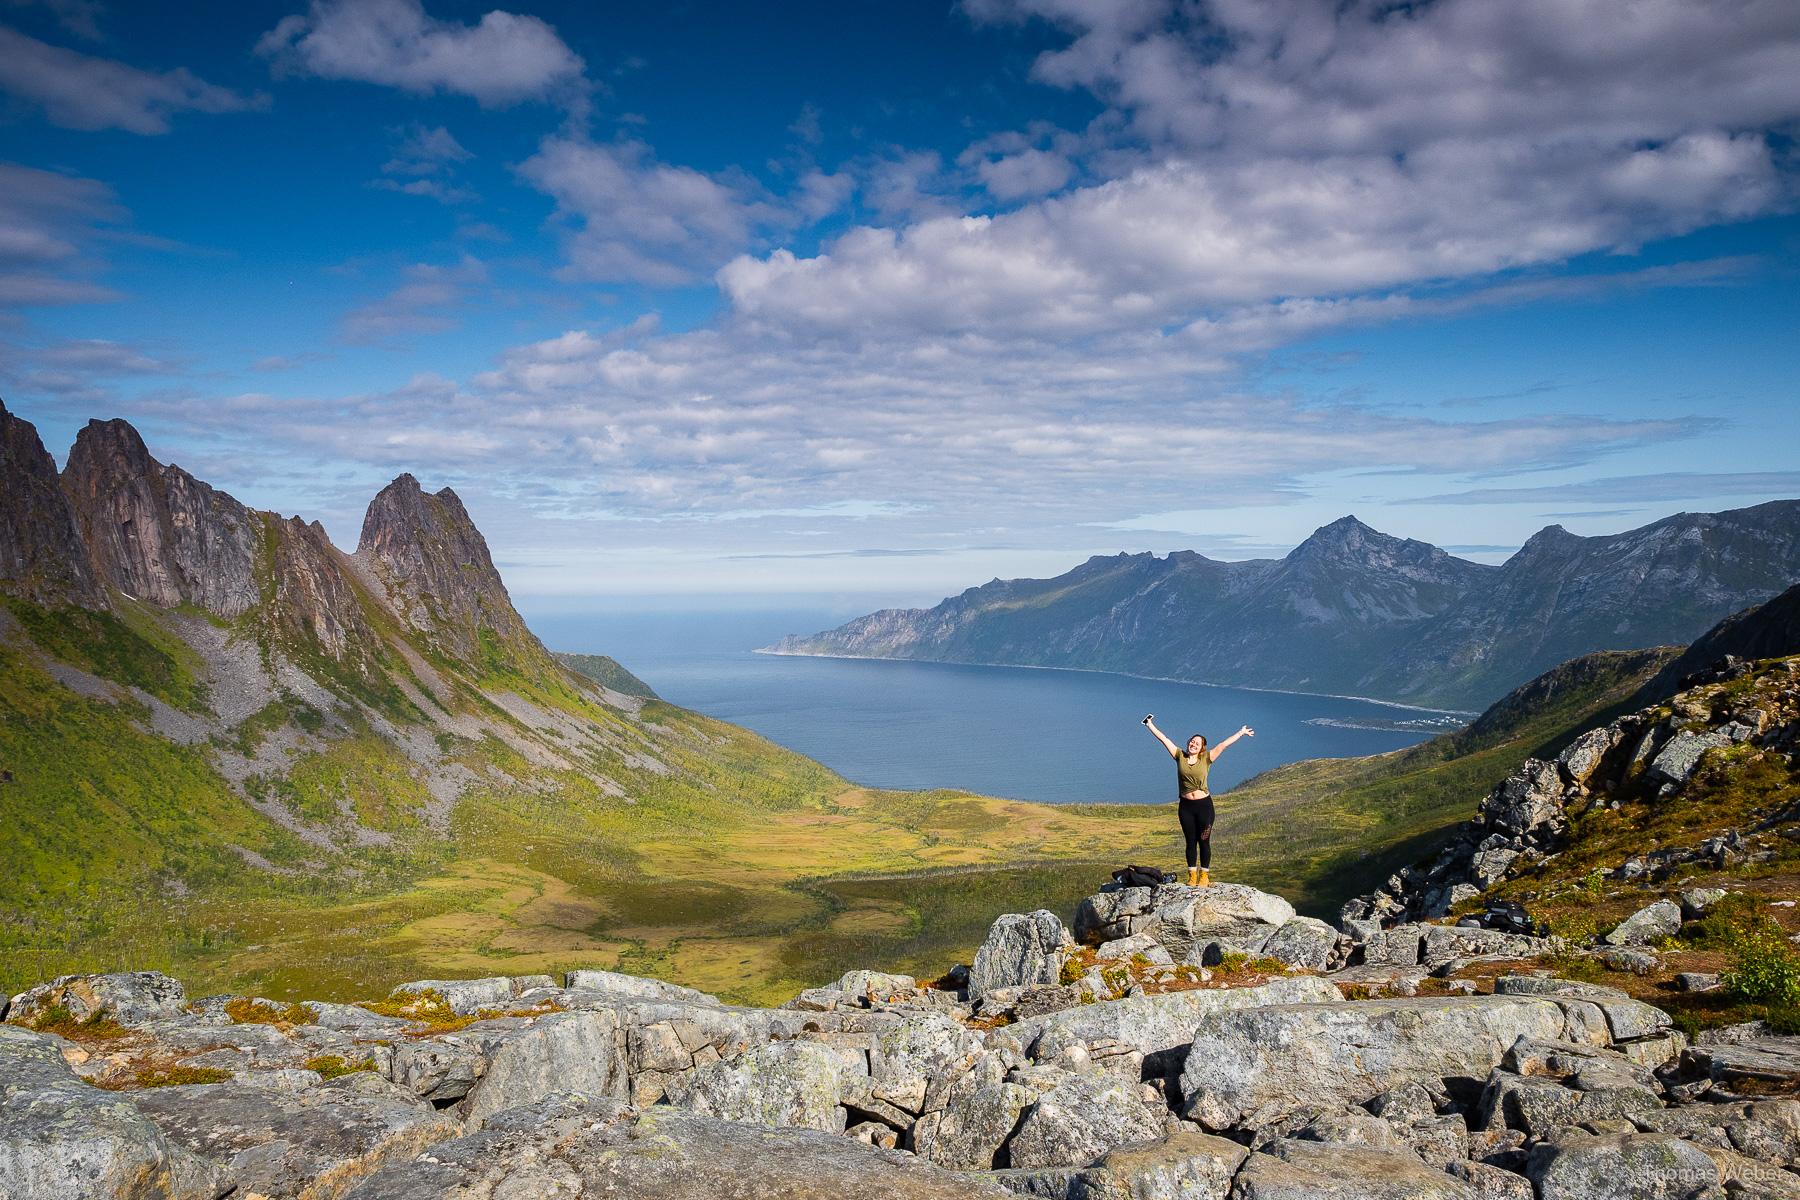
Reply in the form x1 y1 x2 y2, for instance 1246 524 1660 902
356 474 544 668
771 502 1800 709
60 417 260 617
0 400 104 608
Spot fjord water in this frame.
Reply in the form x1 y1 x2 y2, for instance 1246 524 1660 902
527 607 1455 806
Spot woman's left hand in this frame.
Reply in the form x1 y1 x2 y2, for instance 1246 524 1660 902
1239 725 1255 738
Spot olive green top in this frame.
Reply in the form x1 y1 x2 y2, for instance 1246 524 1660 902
1176 752 1211 795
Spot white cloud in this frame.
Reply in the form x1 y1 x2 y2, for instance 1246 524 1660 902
0 162 124 307
375 124 475 203
0 337 178 403
340 256 486 343
520 137 784 286
0 26 259 134
259 0 585 107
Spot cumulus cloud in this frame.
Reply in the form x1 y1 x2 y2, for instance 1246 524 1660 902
0 26 260 134
718 0 1799 337
375 123 475 203
340 256 486 343
0 337 178 403
258 0 585 107
520 137 786 286
0 162 124 307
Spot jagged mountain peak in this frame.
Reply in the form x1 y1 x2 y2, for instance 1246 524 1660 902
356 473 541 668
0 399 105 608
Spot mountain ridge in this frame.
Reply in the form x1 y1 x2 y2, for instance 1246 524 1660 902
769 500 1800 709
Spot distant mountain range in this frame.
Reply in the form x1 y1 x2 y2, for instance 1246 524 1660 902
766 505 1800 710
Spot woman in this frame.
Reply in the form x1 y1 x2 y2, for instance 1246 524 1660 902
1142 715 1253 887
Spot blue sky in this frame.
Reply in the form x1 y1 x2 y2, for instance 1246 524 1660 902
1 0 1797 607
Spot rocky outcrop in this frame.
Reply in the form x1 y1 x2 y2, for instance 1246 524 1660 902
970 911 1072 999
1340 644 1800 931
0 1024 225 1200
769 502 1800 709
0 399 104 608
356 473 548 671
61 417 262 617
5 876 1795 1200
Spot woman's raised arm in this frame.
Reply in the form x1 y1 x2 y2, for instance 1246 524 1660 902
1208 724 1255 762
1143 715 1181 758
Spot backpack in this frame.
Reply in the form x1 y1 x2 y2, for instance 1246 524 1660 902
1111 864 1174 888
1458 900 1545 937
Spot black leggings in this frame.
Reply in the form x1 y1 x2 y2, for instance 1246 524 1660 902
1179 796 1215 869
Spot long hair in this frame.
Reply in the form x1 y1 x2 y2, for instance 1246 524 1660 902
1187 733 1208 756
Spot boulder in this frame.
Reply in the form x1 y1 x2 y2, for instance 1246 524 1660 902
0 1024 226 1200
1262 918 1338 971
1490 976 1672 1044
971 911 1073 1000
387 977 514 1015
6 971 188 1028
1231 1138 1480 1199
870 1011 990 1115
1481 760 1566 839
1180 996 1572 1131
566 968 720 1005
1526 1132 1720 1200
1557 726 1620 786
1093 933 1168 963
342 1098 1009 1199
466 1010 629 1125
1006 1071 1164 1170
1067 1129 1247 1200
1013 976 1341 1080
910 1080 1032 1170
1677 888 1728 920
131 1072 457 1199
833 970 917 1000
1602 900 1682 947
1682 1034 1800 1095
1646 730 1729 787
667 1040 852 1133
1075 887 1159 946
1468 847 1519 889
1445 1161 1534 1200
1418 925 1541 969
1144 885 1295 961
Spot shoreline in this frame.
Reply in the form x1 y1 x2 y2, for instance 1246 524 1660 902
752 646 1477 718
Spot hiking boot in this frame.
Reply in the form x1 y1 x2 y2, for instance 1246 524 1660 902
1199 869 1211 887
1187 867 1199 887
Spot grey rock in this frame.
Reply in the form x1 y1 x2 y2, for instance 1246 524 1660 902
1557 726 1621 786
1727 1099 1800 1167
7 971 187 1028
1070 1129 1247 1200
667 1039 852 1133
1468 847 1519 889
132 1072 456 1200
1262 917 1338 970
1698 1144 1800 1199
1683 1034 1800 1095
343 1100 1008 1199
1231 1138 1480 1198
1014 976 1341 1080
1647 730 1730 787
1602 900 1682 947
1445 1161 1534 1200
1527 1132 1719 1200
972 911 1073 1000
565 968 720 1005
1075 888 1158 946
0 402 107 607
1294 1109 1409 1153
1007 1071 1164 1170
910 1080 1032 1170
0 1024 227 1200
1482 760 1566 839
1093 933 1170 964
1419 925 1542 969
1675 972 1721 993
833 970 917 999
1596 946 1659 975
1678 888 1728 920
1181 996 1573 1131
387 977 514 1015
387 1010 628 1124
